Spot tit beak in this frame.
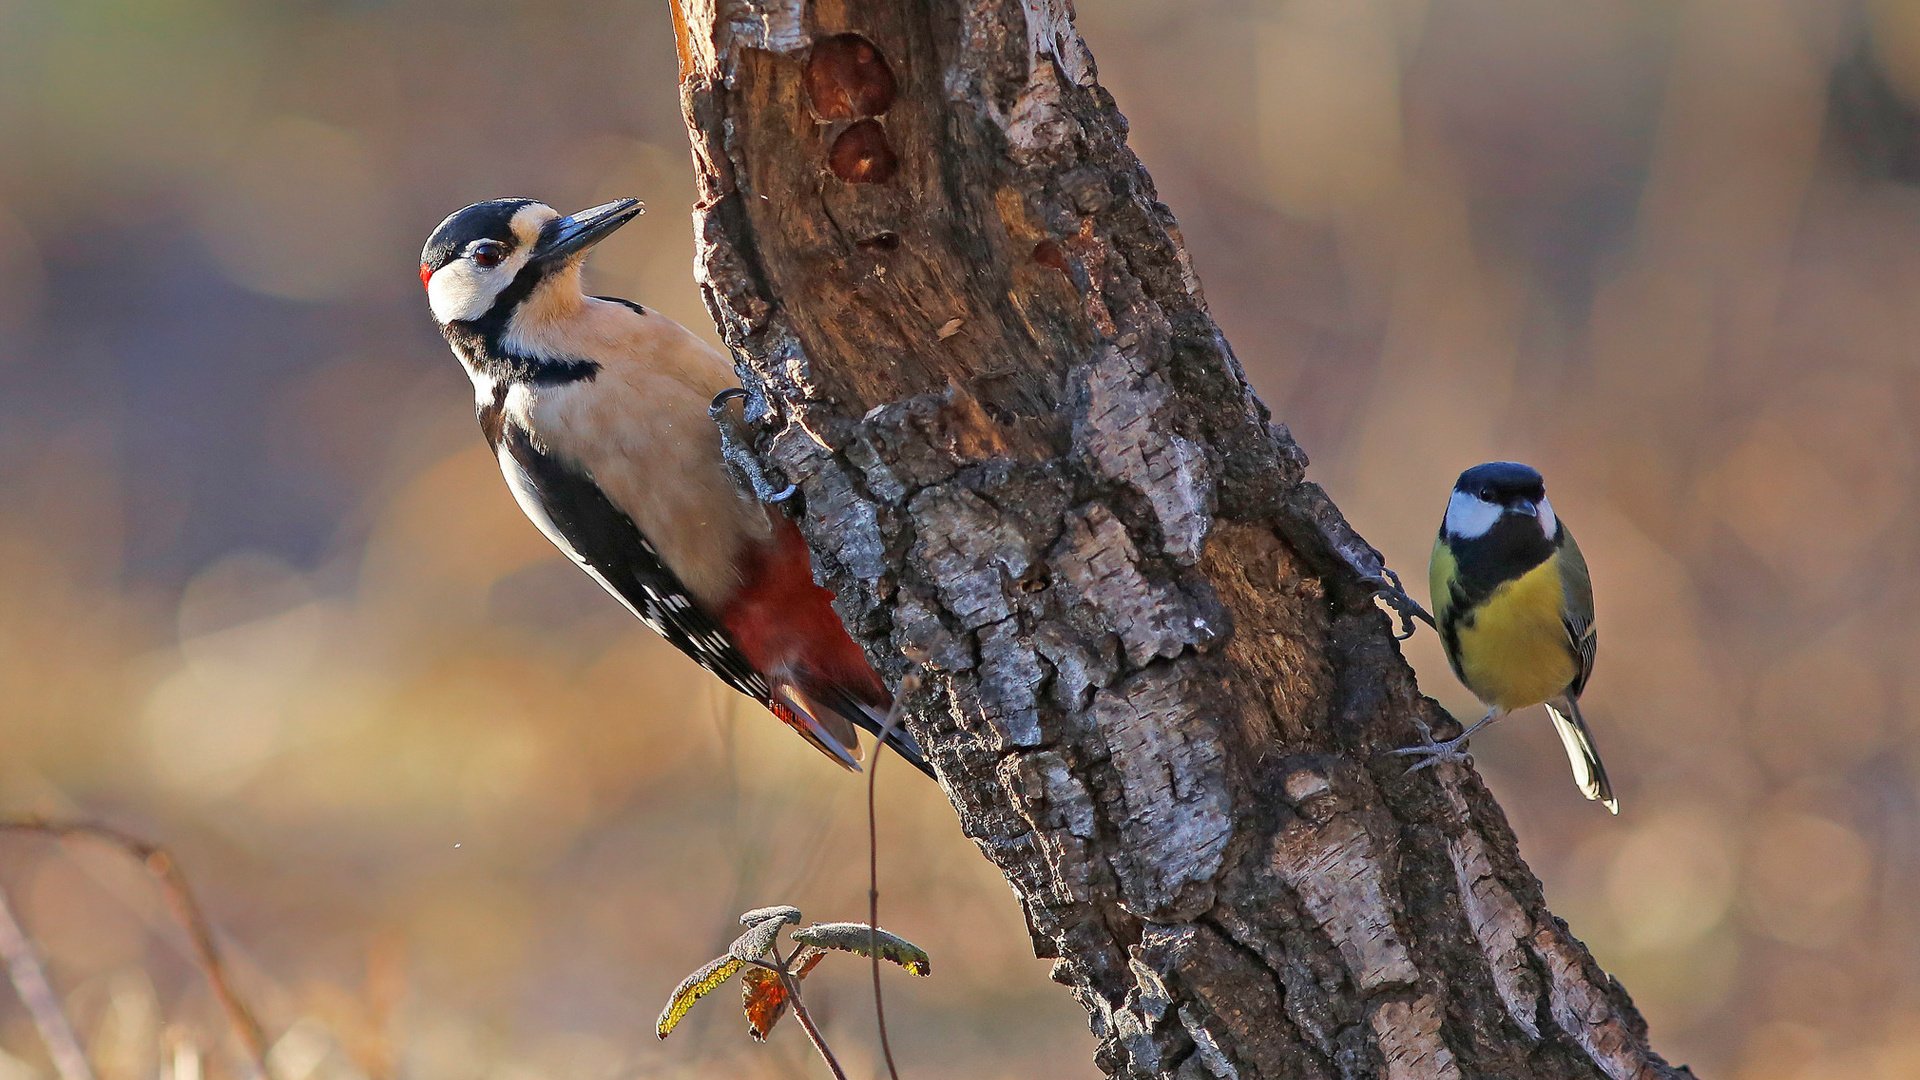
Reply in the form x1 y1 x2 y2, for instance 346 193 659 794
1509 499 1538 518
531 198 644 264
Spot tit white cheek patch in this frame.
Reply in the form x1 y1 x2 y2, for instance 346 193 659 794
1444 489 1501 539
1537 497 1558 540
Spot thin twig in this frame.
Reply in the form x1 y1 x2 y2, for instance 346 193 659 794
0 881 96 1080
0 819 273 1080
866 678 917 1080
781 973 848 1080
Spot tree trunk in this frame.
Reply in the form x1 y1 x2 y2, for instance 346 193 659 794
671 2 1691 1077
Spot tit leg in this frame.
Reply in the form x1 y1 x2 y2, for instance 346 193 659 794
1391 708 1502 774
1365 567 1438 641
710 387 797 504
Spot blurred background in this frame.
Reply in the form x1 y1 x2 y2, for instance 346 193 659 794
0 0 1916 1077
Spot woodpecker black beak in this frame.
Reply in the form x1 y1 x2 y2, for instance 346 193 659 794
532 198 644 264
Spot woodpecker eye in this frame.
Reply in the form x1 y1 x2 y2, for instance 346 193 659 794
469 240 507 268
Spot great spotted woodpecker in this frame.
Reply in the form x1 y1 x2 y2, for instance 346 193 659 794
419 197 930 777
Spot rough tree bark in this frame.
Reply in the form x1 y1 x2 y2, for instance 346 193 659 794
671 2 1692 1077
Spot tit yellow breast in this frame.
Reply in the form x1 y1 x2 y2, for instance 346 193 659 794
1451 556 1578 711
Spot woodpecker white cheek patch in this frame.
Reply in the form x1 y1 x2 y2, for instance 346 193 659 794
427 244 537 324
1444 489 1501 539
427 262 501 323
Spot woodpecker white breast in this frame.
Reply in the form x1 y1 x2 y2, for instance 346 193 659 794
418 197 932 778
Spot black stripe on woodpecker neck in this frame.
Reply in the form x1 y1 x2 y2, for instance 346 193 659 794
421 198 645 387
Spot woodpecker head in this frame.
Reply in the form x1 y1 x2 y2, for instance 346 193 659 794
418 197 643 329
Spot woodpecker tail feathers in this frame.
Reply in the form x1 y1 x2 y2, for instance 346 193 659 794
769 682 935 780
769 683 864 772
1545 695 1617 814
848 697 936 780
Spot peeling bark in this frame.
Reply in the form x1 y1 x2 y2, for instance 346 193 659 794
671 0 1693 1076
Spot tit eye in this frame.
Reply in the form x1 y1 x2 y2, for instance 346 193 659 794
470 240 507 268
1478 487 1493 500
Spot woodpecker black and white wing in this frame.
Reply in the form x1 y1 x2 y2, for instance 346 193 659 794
494 421 771 702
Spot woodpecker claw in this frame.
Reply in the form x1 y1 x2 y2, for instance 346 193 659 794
711 387 798 503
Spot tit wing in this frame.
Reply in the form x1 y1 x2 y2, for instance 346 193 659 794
1428 532 1468 682
495 421 772 703
1555 524 1597 697
1428 531 1456 629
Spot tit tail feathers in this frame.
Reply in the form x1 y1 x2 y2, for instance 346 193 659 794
1545 696 1617 814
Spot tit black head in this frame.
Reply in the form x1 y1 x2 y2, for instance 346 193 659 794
1454 461 1546 510
418 197 643 327
1445 460 1557 543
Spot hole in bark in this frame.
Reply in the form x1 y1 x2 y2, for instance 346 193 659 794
1033 240 1069 271
805 33 897 120
858 231 901 252
829 120 899 184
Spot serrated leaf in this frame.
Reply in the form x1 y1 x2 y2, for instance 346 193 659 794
740 948 827 1042
656 955 745 1039
789 923 932 976
729 918 785 962
738 905 801 927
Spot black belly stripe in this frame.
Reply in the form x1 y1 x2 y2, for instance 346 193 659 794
1445 517 1556 612
1439 515 1562 685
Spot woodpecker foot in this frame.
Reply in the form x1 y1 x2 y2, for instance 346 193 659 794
710 387 797 504
1366 568 1438 640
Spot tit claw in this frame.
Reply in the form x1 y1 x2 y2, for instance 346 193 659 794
1365 568 1437 640
1302 501 1436 640
711 387 798 504
1390 734 1473 775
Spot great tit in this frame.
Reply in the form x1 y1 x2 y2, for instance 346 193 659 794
1394 462 1616 813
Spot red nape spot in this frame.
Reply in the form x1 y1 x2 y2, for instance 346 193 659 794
721 517 887 707
419 262 433 289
